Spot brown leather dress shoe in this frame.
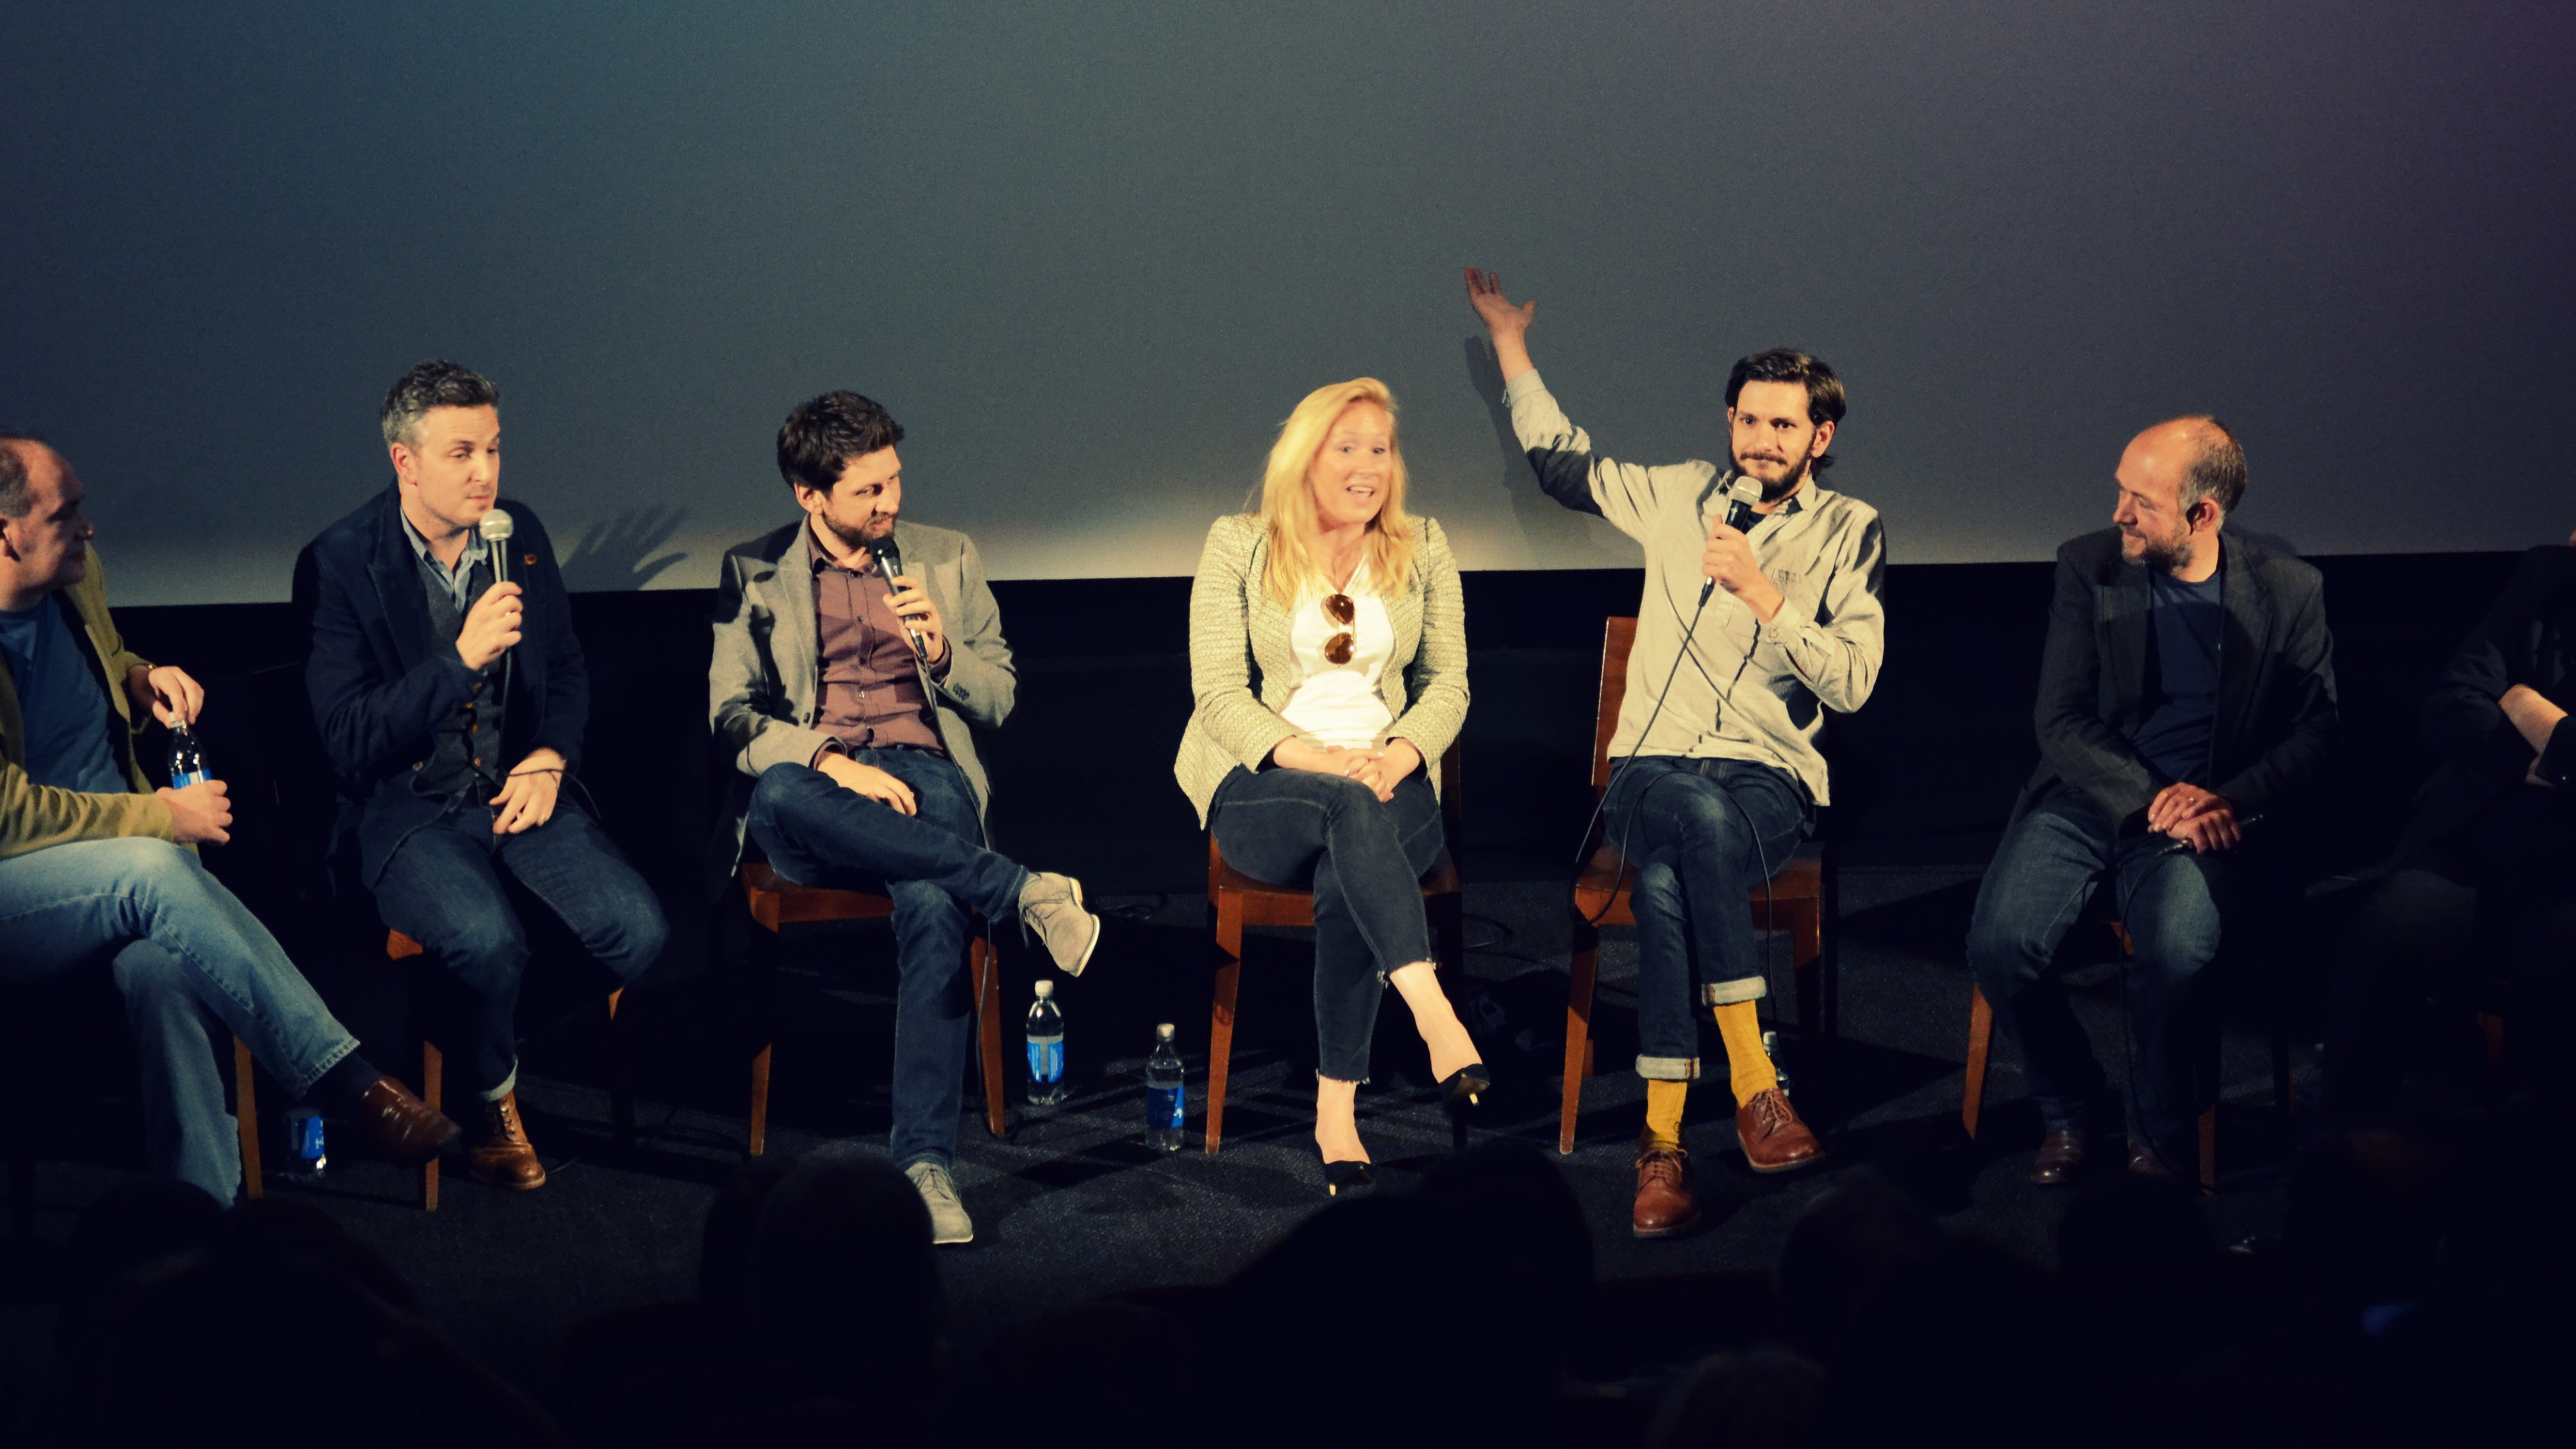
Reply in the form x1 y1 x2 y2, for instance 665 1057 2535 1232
1735 1087 1826 1174
465 1091 547 1191
2029 1129 2087 1186
1633 1146 1702 1239
343 1076 462 1166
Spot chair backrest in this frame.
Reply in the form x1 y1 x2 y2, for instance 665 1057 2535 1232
1589 617 1638 796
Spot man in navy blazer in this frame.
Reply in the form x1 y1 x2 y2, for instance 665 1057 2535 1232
1966 416 2337 1185
294 360 666 1192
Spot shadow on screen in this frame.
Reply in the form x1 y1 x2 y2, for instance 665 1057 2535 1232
560 505 692 592
1460 336 1632 567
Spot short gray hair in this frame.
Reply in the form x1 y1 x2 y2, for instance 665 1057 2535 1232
0 431 45 519
2171 415 2246 516
380 360 500 449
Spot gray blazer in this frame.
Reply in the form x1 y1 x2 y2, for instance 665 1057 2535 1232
707 517 1015 894
1174 512 1469 825
2015 526 2338 831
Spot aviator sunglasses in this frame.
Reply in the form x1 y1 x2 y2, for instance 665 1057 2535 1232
1323 592 1356 665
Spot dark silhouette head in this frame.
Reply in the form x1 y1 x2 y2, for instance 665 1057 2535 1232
750 1143 941 1387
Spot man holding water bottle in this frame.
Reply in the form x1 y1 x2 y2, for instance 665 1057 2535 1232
0 432 460 1202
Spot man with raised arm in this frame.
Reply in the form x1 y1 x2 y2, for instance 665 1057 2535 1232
1965 419 2335 1185
708 390 1101 1246
297 361 668 1193
0 432 457 1202
1466 269 1886 1237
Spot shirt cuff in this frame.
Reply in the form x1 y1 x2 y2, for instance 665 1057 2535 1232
809 737 845 769
1502 369 1549 406
2541 717 2575 788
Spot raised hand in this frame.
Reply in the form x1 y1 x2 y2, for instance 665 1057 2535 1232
1464 267 1538 380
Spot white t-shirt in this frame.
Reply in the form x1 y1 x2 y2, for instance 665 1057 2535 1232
1279 557 1397 750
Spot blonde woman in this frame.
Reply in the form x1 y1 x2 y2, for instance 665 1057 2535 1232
1175 378 1482 1194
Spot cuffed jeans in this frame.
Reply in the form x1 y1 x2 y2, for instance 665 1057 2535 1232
747 751 1027 1170
0 837 362 1202
1600 756 1812 1081
1208 766 1446 1084
371 798 667 1101
1964 787 2239 1162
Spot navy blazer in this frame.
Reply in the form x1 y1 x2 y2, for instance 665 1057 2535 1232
2014 527 2339 832
292 485 589 887
2401 545 2576 855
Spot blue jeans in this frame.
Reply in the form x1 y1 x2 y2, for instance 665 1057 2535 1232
746 751 1028 1169
1964 787 2239 1161
0 837 362 1201
1208 767 1446 1084
369 798 667 1100
1600 756 1812 1080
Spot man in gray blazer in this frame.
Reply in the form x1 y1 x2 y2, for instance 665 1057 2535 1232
709 390 1100 1244
1966 417 2336 1185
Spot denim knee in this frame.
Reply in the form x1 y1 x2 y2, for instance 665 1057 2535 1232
87 835 201 892
601 900 670 984
427 910 529 991
1964 914 2048 993
109 937 195 1009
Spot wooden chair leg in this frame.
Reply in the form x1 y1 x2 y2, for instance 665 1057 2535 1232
748 1043 772 1157
420 1039 442 1212
1205 953 1241 1155
2198 1107 2218 1191
233 1038 262 1200
605 989 633 1152
1963 985 1994 1139
974 936 1005 1139
1560 913 1601 1156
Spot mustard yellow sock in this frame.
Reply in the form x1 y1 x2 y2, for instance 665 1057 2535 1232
1641 1079 1689 1153
1714 1001 1778 1107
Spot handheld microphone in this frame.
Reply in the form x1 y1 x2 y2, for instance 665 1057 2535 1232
476 508 515 587
2155 809 2263 856
869 535 925 655
1700 474 1767 604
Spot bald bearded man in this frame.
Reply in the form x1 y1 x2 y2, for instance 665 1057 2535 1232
1964 417 2337 1184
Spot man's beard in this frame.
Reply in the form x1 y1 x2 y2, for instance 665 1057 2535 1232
2129 528 2191 573
1734 455 1811 502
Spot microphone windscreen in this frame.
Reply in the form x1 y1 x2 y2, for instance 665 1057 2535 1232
477 508 516 543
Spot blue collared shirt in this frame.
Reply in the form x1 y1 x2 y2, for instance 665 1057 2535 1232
399 510 492 617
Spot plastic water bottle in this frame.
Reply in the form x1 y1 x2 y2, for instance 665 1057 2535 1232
168 723 211 788
1025 980 1066 1107
282 1105 327 1180
1144 1023 1185 1152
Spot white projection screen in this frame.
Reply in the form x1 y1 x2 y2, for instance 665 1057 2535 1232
5 1 2570 605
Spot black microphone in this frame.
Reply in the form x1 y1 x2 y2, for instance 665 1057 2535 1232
869 535 924 655
2155 809 2263 856
1700 474 1767 605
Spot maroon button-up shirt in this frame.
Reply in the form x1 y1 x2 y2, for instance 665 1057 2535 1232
807 524 945 757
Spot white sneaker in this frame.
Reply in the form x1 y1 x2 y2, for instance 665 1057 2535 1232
1018 871 1101 976
905 1160 974 1245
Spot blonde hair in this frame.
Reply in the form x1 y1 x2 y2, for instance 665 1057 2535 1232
1257 378 1418 607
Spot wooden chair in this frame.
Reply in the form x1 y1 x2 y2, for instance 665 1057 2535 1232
382 929 626 1210
1557 617 1840 1155
738 862 1006 1155
1202 745 1466 1153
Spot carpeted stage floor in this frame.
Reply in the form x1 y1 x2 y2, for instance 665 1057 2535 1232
2 862 2322 1409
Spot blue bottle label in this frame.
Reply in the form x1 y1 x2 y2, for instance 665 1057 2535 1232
1028 1040 1064 1084
172 767 212 788
1150 1085 1184 1128
290 1112 325 1162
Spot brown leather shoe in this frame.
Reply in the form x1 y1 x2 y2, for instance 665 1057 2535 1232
2029 1129 2087 1187
343 1076 462 1166
465 1092 547 1191
1633 1147 1702 1239
1735 1087 1825 1174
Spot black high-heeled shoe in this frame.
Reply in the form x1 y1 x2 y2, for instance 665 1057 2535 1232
1440 1064 1492 1150
1317 1146 1375 1197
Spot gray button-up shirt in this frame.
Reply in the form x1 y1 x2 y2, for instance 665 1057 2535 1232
1506 369 1887 807
399 510 492 617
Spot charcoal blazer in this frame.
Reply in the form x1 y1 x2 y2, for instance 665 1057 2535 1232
294 485 589 888
2014 527 2338 831
2402 545 2576 855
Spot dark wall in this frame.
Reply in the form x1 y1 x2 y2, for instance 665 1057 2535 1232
113 551 2523 907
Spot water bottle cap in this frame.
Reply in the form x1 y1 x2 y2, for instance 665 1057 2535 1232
1033 980 1054 998
1155 1022 1175 1037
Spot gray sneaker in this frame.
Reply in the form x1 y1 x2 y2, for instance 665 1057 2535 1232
1018 871 1101 976
905 1160 974 1246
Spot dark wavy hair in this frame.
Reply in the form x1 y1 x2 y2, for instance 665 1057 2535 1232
777 391 907 493
1725 349 1847 472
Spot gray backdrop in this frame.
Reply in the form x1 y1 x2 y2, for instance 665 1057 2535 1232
6 1 2570 604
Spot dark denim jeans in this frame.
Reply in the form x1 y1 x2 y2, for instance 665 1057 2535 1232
1964 787 2239 1162
1208 766 1445 1084
1599 756 1812 1080
371 798 667 1100
0 837 362 1200
746 750 1028 1169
